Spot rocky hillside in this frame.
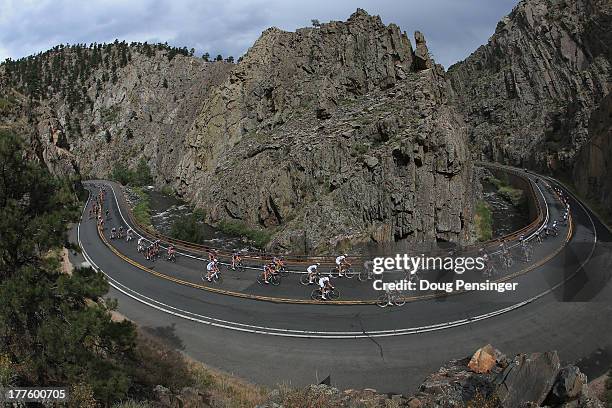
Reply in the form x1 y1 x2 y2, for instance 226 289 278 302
256 345 604 408
175 9 473 251
448 0 612 209
0 10 475 253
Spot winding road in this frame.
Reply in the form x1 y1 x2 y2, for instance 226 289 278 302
71 166 612 394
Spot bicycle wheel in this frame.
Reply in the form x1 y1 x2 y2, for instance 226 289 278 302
256 274 265 285
270 274 281 286
343 268 355 279
358 270 370 282
329 288 340 300
311 289 323 300
376 294 390 308
300 274 313 285
393 294 406 307
279 267 289 277
213 273 223 284
328 267 338 278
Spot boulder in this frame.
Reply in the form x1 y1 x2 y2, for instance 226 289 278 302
496 351 560 408
468 344 498 374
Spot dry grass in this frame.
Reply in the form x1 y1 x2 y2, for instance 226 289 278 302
189 361 268 408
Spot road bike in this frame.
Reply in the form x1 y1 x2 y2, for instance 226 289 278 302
329 265 355 279
376 290 406 307
166 252 177 263
482 262 497 278
256 271 281 286
358 268 375 282
498 252 513 269
519 243 532 263
228 259 244 272
201 269 222 284
311 287 340 301
300 273 319 286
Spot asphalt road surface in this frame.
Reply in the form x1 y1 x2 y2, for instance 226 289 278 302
70 167 612 394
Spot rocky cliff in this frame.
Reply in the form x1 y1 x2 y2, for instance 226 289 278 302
448 0 612 178
175 9 473 251
0 10 475 253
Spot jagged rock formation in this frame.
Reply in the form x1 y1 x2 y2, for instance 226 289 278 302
174 9 472 251
255 346 604 408
448 0 612 180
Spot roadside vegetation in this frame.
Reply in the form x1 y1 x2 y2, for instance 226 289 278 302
170 209 207 243
0 129 272 407
111 158 153 187
131 187 152 227
218 219 273 249
475 200 493 241
486 175 526 209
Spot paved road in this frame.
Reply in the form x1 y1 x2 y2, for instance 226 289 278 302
70 168 612 394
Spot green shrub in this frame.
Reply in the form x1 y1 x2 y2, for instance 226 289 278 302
475 201 493 241
218 220 272 249
111 158 152 187
132 187 152 227
170 213 206 244
111 163 134 185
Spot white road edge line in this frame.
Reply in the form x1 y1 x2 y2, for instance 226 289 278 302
77 177 596 338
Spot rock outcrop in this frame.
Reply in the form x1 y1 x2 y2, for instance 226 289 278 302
448 0 612 179
256 346 604 408
174 10 473 252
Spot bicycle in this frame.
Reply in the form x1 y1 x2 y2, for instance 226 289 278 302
230 259 244 272
257 270 281 286
167 252 177 263
498 252 513 269
201 269 222 284
520 244 532 263
358 268 375 282
300 273 319 286
376 290 406 307
311 287 340 301
329 265 355 279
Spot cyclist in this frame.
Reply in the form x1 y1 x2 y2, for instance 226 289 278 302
306 263 320 284
273 256 285 273
231 251 242 270
207 249 217 262
551 220 559 236
137 237 145 252
126 228 134 242
118 226 124 238
205 259 219 282
110 227 117 239
482 253 492 277
167 245 176 261
262 262 276 284
335 253 350 276
105 209 110 220
318 275 334 300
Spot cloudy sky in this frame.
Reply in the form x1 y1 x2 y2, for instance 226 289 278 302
0 0 518 69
